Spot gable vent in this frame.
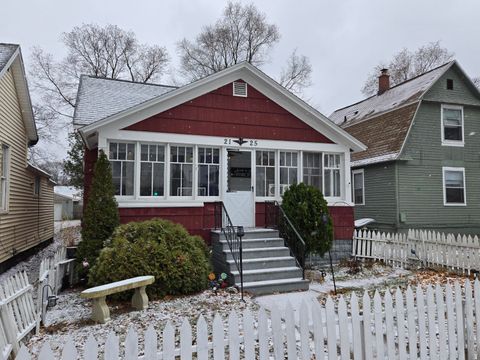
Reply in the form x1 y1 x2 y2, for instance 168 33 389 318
233 81 247 97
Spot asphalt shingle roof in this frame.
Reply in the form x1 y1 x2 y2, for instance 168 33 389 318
0 43 18 73
73 76 177 126
329 61 456 166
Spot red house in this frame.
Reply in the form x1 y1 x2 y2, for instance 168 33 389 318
74 63 365 293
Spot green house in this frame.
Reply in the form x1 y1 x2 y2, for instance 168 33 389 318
330 61 480 235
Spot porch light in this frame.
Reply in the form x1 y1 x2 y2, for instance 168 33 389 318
42 284 58 309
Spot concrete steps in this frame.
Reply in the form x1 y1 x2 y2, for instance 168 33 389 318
212 228 309 295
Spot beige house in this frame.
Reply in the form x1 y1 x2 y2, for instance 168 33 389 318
0 43 54 269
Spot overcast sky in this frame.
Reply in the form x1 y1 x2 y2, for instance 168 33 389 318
2 0 480 159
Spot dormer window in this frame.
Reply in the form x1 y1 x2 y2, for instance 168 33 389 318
233 81 247 97
446 79 454 90
441 105 464 146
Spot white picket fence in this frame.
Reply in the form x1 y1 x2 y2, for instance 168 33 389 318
38 247 74 324
0 272 37 357
14 279 480 359
353 229 480 273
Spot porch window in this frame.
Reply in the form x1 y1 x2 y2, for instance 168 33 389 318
0 144 10 211
109 142 135 196
198 147 220 196
443 167 466 205
441 105 463 145
302 152 322 191
170 146 193 196
324 154 341 197
256 150 275 197
279 151 297 195
140 144 165 196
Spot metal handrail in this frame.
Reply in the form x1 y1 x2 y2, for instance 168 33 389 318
265 200 306 279
214 202 244 299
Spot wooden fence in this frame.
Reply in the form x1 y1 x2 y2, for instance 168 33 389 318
14 279 480 359
38 247 74 325
0 272 36 357
353 229 480 273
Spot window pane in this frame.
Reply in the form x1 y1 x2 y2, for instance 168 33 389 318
178 147 185 162
333 169 341 197
198 165 208 196
123 162 134 195
149 145 156 161
186 147 193 163
256 151 262 165
445 170 463 187
171 146 177 162
111 161 121 195
127 144 135 160
141 145 148 161
153 163 164 196
209 165 219 196
199 148 205 163
262 152 268 166
213 148 220 164
157 146 165 162
266 167 275 196
109 143 117 159
280 167 288 185
446 188 464 203
324 169 331 196
444 127 462 141
268 151 275 166
182 164 193 195
140 163 152 196
118 143 126 160
280 152 285 166
256 167 265 196
289 168 297 184
292 153 297 166
170 164 181 196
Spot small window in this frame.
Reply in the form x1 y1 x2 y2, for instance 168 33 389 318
140 144 165 197
302 152 322 191
352 169 364 205
233 81 247 97
446 79 454 90
324 154 342 197
170 145 194 196
441 105 464 146
256 150 275 197
34 176 41 196
279 151 298 195
198 147 220 196
443 167 466 205
0 144 10 211
108 142 136 196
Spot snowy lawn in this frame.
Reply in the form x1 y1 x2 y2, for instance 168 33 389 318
255 261 470 324
26 289 257 357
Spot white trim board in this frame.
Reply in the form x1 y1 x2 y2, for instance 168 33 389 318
78 62 366 152
442 166 467 206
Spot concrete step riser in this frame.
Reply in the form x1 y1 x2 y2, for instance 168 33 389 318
220 239 285 250
233 269 302 283
212 230 279 241
235 258 297 270
225 248 290 260
244 280 310 295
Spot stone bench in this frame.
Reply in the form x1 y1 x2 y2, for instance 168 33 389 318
80 275 155 323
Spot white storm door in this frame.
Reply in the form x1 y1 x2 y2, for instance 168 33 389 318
223 191 255 227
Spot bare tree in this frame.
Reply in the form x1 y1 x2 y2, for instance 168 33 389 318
29 23 170 184
178 2 280 80
279 50 312 96
362 41 454 96
473 77 480 89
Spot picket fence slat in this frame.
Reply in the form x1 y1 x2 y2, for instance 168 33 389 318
13 279 480 360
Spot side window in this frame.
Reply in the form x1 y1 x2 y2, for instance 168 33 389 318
140 144 165 197
198 147 220 197
1 144 10 211
170 146 194 196
352 169 364 205
324 154 341 197
256 150 275 197
441 105 463 145
34 176 41 196
443 167 466 205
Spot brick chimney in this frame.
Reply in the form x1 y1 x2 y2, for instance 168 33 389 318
378 68 390 95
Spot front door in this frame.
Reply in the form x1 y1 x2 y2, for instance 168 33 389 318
223 149 255 227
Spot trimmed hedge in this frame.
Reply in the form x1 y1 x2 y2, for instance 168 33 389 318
88 219 211 299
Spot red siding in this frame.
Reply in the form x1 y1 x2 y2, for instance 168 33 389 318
124 81 334 143
83 147 98 212
119 203 218 243
255 202 353 240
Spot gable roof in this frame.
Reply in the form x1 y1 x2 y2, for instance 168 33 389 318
75 62 366 152
330 60 480 166
73 76 176 126
0 43 37 145
330 61 453 127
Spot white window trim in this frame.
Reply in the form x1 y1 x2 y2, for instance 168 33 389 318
0 144 10 213
107 141 136 199
441 104 464 147
138 142 167 199
196 146 221 200
323 152 343 201
169 144 195 199
352 169 365 205
442 166 467 206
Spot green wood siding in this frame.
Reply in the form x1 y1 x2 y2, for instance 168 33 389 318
397 68 480 235
424 67 480 107
353 162 398 232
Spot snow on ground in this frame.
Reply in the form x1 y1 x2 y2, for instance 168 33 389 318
54 220 81 234
26 289 257 357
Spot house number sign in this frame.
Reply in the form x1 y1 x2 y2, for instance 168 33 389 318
223 137 258 147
